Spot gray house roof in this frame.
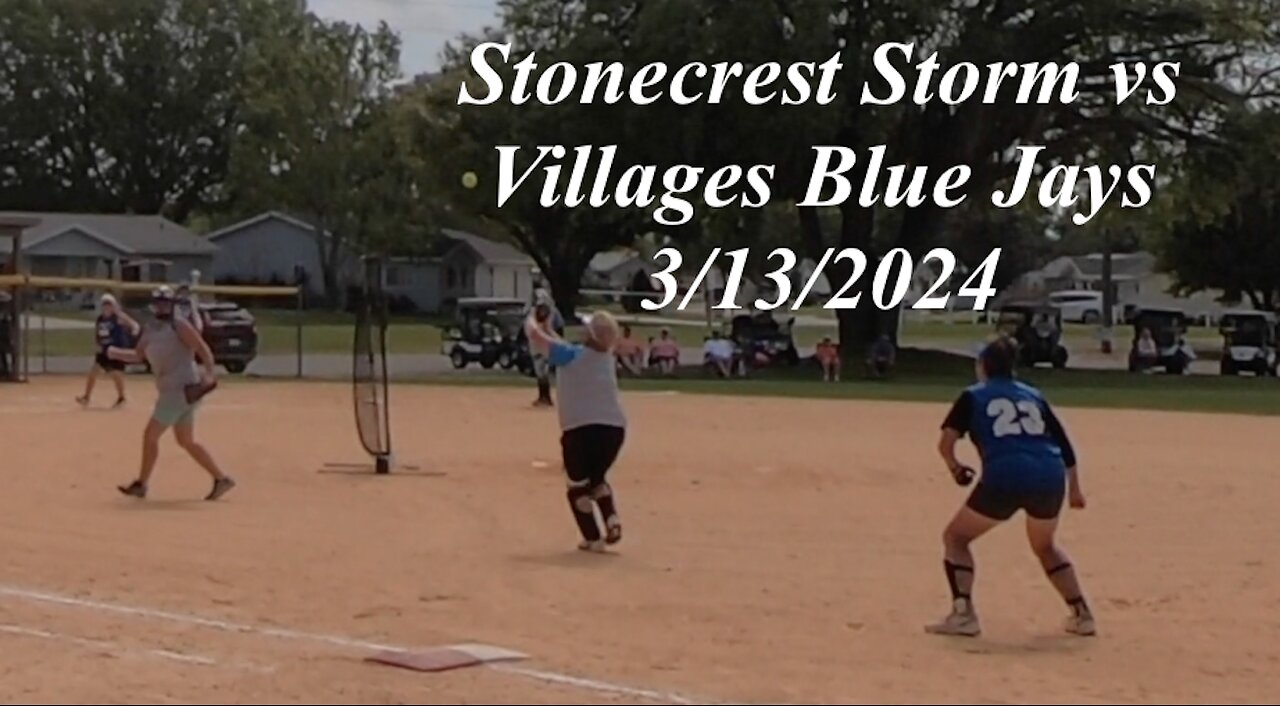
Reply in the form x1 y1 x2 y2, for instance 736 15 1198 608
440 228 532 265
0 211 216 256
1071 251 1156 279
588 250 640 273
205 211 319 240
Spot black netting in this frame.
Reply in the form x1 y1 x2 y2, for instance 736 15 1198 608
353 261 390 458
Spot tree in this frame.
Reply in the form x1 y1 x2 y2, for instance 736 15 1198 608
1159 107 1280 310
0 0 291 220
408 0 650 316
226 13 431 305
784 0 1275 351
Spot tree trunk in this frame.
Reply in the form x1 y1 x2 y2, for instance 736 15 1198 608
834 202 880 360
546 257 584 320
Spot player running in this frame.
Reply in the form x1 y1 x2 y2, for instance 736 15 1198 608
524 309 626 553
77 294 139 409
927 336 1094 638
108 286 235 501
529 289 565 407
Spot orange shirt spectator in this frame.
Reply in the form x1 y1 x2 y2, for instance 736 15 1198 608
650 329 680 375
815 339 839 364
615 325 644 375
815 337 841 382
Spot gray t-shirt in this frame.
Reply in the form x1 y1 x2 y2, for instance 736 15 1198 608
548 341 626 432
143 320 199 396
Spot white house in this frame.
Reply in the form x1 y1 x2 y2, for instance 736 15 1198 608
1007 251 1230 321
383 229 537 312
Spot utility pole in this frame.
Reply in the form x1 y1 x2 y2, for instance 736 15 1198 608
1100 230 1114 354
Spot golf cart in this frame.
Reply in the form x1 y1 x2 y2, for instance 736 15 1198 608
1218 310 1278 377
441 297 533 374
729 311 799 367
995 301 1069 369
1128 307 1189 374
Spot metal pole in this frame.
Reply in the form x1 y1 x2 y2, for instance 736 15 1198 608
1100 232 1114 354
295 287 303 378
21 295 29 382
40 301 46 373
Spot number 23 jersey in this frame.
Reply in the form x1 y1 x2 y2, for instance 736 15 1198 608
941 378 1077 491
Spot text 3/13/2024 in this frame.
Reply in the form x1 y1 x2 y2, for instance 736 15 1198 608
643 247 1002 312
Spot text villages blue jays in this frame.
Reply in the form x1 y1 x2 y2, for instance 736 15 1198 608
495 144 1156 227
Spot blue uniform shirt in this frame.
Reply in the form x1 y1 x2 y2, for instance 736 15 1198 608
942 377 1076 491
95 314 130 352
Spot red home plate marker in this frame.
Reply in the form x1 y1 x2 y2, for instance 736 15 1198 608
366 643 528 673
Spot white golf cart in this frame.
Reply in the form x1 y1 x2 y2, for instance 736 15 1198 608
1219 310 1278 377
440 297 533 373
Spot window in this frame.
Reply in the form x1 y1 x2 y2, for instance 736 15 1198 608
447 267 457 288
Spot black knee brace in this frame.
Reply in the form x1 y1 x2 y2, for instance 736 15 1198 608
566 485 601 541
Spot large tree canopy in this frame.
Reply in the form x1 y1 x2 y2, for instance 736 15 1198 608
1160 107 1280 310
0 0 297 220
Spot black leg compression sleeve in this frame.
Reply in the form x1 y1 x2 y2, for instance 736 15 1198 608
567 486 601 542
590 481 618 523
537 377 552 402
944 560 973 600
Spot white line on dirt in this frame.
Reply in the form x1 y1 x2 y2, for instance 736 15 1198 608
0 622 260 670
0 583 709 705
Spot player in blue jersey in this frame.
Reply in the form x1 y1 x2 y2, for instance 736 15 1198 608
77 294 139 409
927 336 1095 638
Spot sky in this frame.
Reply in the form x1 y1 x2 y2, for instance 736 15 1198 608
310 0 499 76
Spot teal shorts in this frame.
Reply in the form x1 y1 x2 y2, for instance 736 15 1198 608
152 395 198 427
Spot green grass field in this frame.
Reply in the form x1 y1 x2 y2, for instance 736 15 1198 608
407 348 1280 416
26 308 1273 416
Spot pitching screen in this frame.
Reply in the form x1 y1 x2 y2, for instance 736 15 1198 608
353 261 390 459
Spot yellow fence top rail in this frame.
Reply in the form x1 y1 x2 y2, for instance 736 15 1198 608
0 274 298 297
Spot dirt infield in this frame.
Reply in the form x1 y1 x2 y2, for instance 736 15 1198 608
2 377 1278 703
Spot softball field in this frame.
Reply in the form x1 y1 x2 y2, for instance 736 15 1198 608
1 377 1278 704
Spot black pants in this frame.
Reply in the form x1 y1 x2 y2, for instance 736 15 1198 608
561 425 626 486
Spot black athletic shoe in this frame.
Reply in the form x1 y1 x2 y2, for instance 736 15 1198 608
117 480 147 499
604 517 622 545
205 476 236 501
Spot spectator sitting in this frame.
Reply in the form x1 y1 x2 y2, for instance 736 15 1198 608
815 336 841 382
703 331 735 378
649 328 680 376
1134 327 1158 371
866 334 896 379
1176 334 1196 370
614 324 645 376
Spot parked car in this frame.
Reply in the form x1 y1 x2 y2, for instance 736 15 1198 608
199 302 258 374
122 301 258 374
1047 290 1104 324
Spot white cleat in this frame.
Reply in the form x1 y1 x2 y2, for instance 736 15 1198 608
1065 613 1097 636
925 610 982 637
577 540 607 554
